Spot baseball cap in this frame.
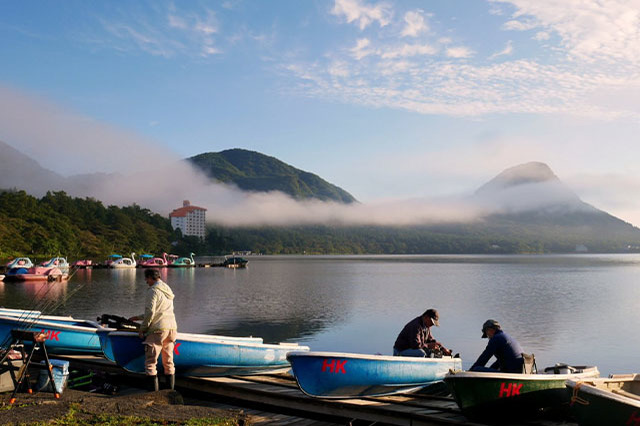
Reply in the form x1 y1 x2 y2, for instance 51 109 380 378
481 319 500 338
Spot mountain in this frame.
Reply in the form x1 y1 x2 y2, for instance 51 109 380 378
471 161 640 248
188 149 357 203
0 140 67 196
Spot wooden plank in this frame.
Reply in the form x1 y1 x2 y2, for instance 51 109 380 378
54 356 577 426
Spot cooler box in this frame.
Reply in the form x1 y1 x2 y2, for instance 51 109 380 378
37 359 69 394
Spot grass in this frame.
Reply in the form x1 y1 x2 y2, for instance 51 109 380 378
12 403 244 426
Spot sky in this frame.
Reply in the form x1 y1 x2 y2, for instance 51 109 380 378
1 0 640 226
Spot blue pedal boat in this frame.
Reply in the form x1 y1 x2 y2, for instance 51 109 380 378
98 330 310 377
287 351 463 398
0 314 104 354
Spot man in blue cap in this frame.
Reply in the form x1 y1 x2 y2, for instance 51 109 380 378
470 319 524 373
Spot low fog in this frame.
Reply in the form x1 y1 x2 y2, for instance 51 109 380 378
0 86 595 227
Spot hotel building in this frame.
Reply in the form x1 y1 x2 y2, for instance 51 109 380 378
169 200 207 240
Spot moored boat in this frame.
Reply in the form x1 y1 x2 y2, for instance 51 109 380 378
138 253 168 268
4 264 68 281
566 374 640 426
444 365 600 421
5 257 34 270
110 253 136 268
98 329 309 376
168 252 195 267
0 314 103 354
223 256 249 268
103 254 123 267
39 257 70 274
71 259 93 268
287 351 463 398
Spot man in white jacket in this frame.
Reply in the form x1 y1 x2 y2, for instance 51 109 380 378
129 268 178 391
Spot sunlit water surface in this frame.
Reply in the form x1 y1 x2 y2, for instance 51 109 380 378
1 254 638 376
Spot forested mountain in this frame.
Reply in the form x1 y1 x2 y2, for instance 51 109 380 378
1 146 639 257
188 149 357 203
0 190 184 259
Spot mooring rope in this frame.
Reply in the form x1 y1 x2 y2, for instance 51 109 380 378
570 381 591 406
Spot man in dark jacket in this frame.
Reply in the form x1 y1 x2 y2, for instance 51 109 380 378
470 319 524 373
393 308 451 357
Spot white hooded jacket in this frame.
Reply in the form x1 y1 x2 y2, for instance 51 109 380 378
140 279 177 333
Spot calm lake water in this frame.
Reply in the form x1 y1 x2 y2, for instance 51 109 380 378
1 254 639 375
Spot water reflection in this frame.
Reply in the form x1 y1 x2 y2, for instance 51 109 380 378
0 255 639 375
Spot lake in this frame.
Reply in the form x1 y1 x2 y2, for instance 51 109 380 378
1 254 639 375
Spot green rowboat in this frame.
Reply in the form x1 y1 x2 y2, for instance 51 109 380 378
566 374 640 426
444 365 599 421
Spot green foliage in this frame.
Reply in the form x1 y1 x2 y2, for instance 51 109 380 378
0 190 181 259
207 219 640 255
188 148 357 203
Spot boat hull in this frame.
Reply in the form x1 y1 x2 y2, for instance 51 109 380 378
287 351 463 398
567 376 640 426
445 367 600 421
0 315 103 354
98 330 309 377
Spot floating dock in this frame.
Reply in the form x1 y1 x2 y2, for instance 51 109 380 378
54 355 577 426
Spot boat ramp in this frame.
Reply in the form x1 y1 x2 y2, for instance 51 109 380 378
54 354 577 426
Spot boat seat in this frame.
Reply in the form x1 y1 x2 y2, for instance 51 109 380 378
521 353 537 374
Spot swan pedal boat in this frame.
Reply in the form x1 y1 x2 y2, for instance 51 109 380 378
98 330 309 376
444 365 600 421
566 374 640 426
287 351 463 398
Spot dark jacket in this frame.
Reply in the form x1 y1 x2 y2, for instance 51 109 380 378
393 316 434 351
471 330 524 373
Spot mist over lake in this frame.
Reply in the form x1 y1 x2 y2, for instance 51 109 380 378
1 254 637 376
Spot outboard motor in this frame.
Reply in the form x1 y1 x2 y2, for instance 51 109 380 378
97 314 140 331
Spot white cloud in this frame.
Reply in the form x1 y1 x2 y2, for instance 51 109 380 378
493 0 640 63
401 10 428 37
92 4 222 58
489 40 513 59
350 38 373 60
446 46 474 58
534 31 550 41
503 19 539 31
331 0 392 30
380 43 437 59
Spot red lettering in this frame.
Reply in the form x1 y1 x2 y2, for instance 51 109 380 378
627 410 640 426
174 342 181 356
511 383 522 396
499 382 523 398
322 359 335 373
335 359 347 374
39 329 60 341
499 382 512 398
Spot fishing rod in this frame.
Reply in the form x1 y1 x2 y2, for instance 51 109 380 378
0 261 84 351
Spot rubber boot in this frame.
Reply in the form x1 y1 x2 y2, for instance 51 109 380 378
149 375 159 392
166 374 175 390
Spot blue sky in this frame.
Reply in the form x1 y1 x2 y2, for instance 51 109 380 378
1 0 640 226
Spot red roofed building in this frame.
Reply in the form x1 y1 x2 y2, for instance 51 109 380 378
169 200 207 240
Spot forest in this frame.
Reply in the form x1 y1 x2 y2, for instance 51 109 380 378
1 190 639 261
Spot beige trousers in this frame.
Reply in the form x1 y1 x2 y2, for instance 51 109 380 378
143 329 177 376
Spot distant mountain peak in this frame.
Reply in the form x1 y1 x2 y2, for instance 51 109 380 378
475 162 559 195
188 148 357 203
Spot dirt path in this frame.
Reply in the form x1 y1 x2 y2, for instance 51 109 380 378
0 388 247 425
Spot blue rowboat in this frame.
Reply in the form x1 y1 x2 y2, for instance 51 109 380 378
0 314 104 354
98 330 310 376
287 351 463 398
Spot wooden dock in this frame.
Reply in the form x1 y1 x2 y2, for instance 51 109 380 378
54 355 577 426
